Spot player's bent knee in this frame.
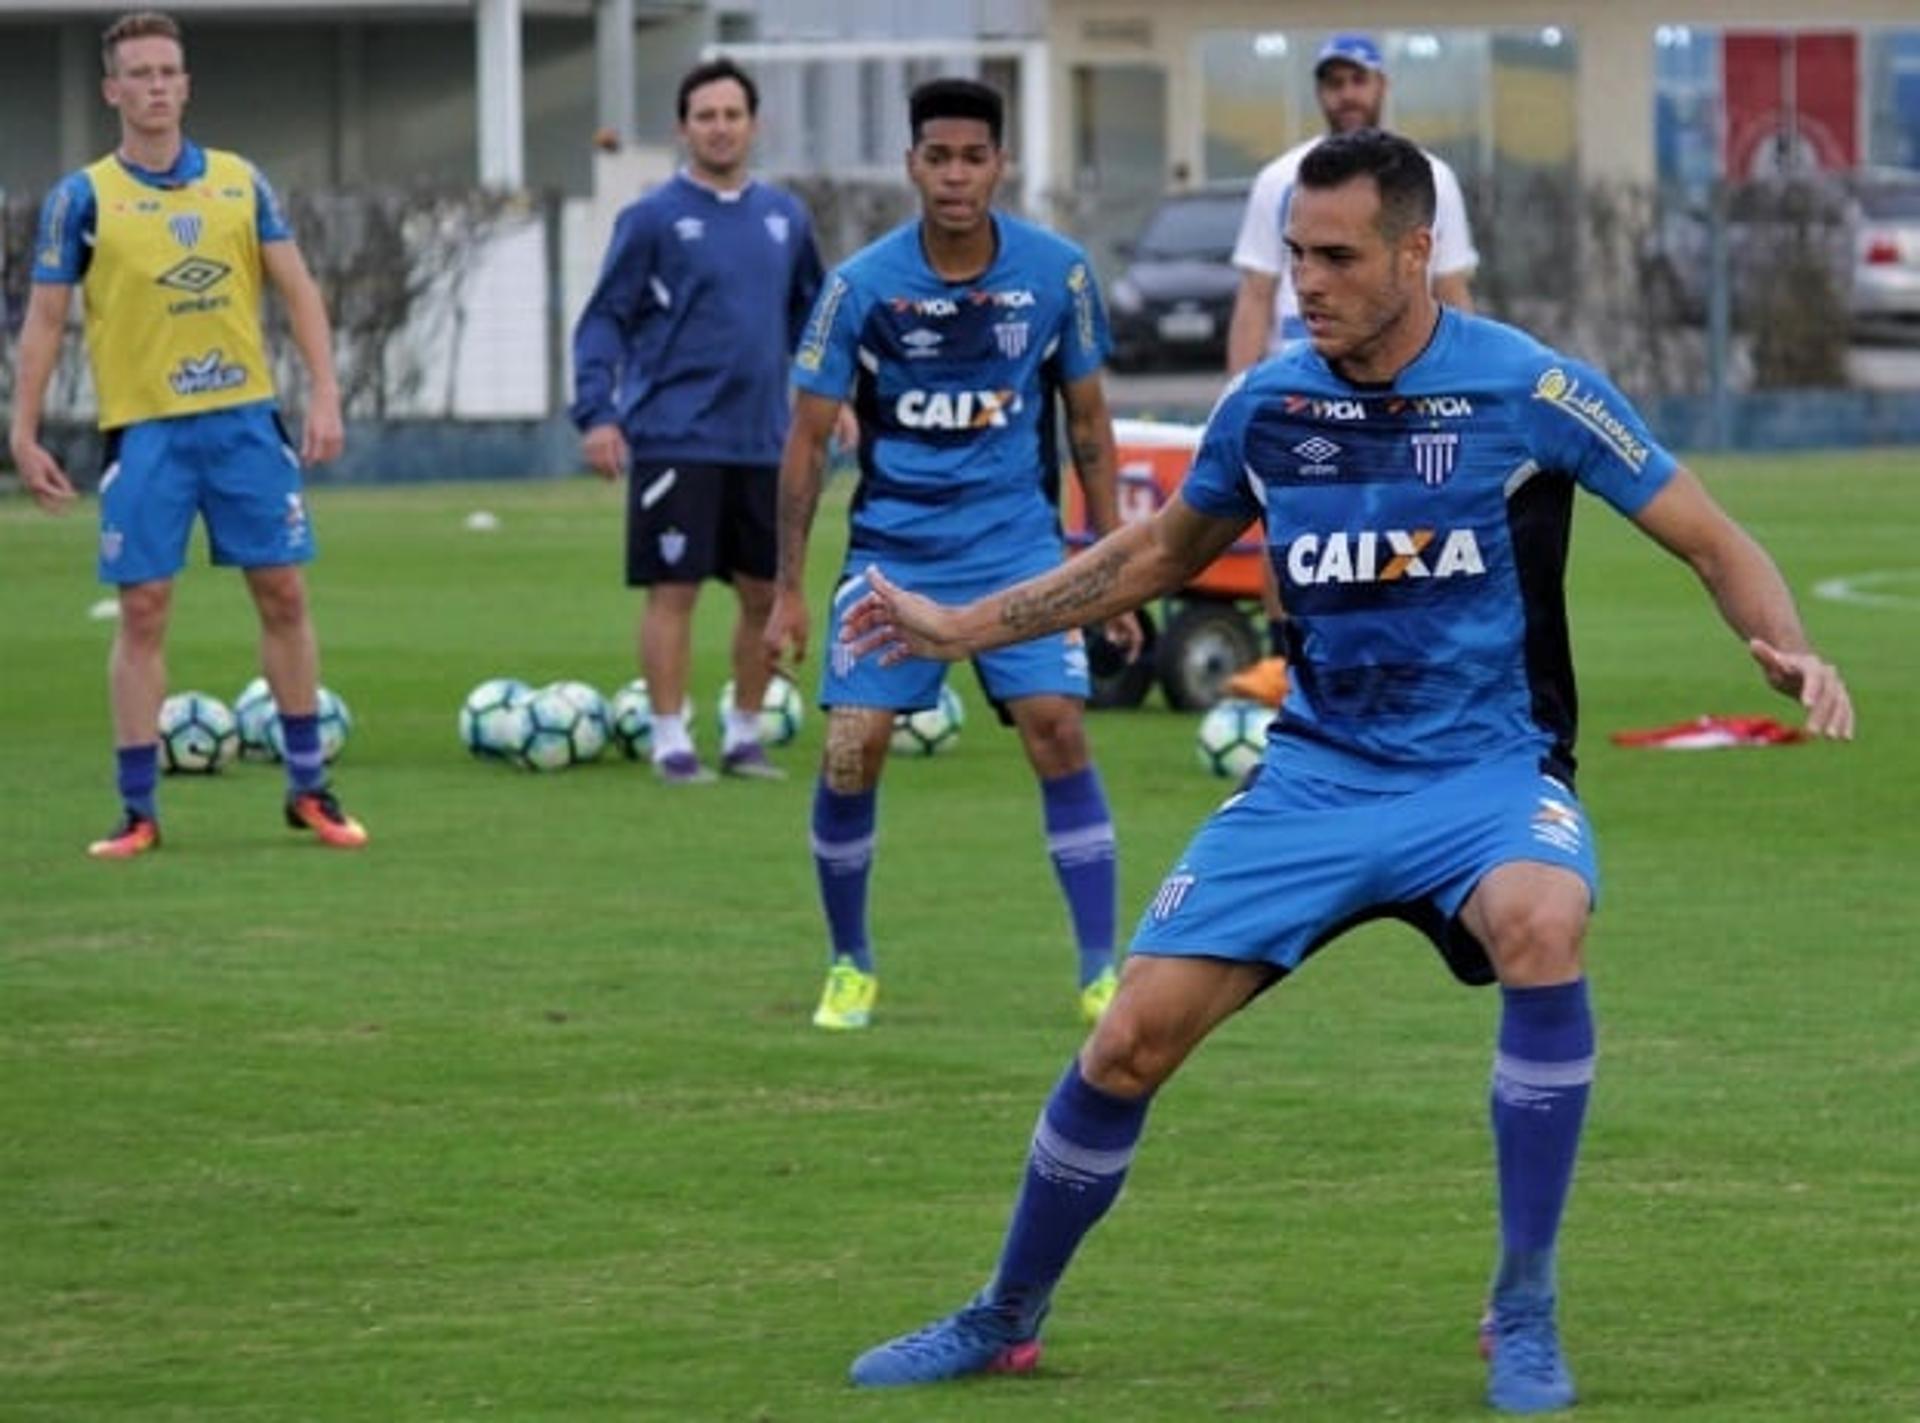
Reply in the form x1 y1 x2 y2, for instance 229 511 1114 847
1486 906 1588 986
1080 1012 1180 1098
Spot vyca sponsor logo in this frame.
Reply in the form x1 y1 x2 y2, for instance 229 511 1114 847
890 295 961 318
968 287 1036 309
895 388 1022 430
1283 394 1368 421
1532 367 1650 473
1386 395 1474 418
1285 528 1486 585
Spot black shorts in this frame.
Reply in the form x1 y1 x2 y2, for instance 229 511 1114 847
624 461 777 586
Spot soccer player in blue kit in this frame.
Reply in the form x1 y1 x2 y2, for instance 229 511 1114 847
762 78 1143 1031
573 58 824 782
837 131 1854 1412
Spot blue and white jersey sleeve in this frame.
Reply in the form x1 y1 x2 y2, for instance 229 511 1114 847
251 164 293 243
1177 371 1262 523
1052 252 1111 383
791 269 866 400
30 172 96 283
1521 356 1678 516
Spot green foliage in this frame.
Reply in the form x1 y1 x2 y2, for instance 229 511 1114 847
2 458 1916 1420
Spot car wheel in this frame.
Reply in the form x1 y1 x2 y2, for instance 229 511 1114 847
1157 599 1260 711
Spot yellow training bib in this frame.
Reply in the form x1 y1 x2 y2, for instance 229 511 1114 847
81 148 276 429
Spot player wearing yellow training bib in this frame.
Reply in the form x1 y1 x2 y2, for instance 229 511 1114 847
8 9 368 857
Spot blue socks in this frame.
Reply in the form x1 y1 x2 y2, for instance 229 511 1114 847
985 1061 1150 1331
1490 979 1595 1300
279 712 328 793
812 782 877 973
116 743 159 819
1040 767 1117 987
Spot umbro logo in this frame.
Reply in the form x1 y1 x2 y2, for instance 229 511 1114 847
1293 435 1341 475
156 256 230 294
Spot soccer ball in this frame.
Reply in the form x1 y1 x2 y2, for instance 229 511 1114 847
891 683 965 757
608 679 654 760
265 686 353 765
157 691 240 773
1196 697 1269 778
233 676 278 760
540 680 609 763
547 680 611 735
517 685 605 770
717 675 805 746
460 677 532 760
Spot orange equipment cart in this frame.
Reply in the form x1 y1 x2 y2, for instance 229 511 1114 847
1063 418 1267 709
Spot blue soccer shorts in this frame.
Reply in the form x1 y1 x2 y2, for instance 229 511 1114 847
1130 752 1601 986
822 557 1092 714
98 402 312 585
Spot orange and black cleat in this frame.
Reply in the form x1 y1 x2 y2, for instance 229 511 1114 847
88 810 161 860
285 787 370 849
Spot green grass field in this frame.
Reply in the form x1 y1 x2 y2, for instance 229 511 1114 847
3 454 1917 1421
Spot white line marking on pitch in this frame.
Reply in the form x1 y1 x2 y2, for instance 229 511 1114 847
1813 570 1920 609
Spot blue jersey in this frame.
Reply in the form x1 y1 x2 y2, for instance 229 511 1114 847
570 173 823 466
31 138 292 283
1183 310 1679 789
792 213 1109 582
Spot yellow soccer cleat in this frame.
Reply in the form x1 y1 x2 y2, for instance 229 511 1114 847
812 957 878 1030
1078 966 1119 1025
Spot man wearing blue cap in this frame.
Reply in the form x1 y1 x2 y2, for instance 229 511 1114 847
1227 32 1479 371
1224 33 1481 695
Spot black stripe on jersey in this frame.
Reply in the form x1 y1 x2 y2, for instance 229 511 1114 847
1507 468 1578 784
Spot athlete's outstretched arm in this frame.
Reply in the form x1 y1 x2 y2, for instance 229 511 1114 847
262 240 344 466
763 389 845 674
1632 465 1853 739
845 493 1247 665
1060 370 1143 660
6 283 77 512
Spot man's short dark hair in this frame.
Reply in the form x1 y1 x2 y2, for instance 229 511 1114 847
102 10 182 74
909 78 1004 147
678 58 758 122
1297 128 1437 240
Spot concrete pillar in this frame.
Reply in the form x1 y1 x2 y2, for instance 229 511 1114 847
595 0 637 147
1574 13 1656 186
477 0 526 190
1019 39 1053 223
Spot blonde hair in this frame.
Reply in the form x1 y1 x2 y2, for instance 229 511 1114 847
102 11 183 74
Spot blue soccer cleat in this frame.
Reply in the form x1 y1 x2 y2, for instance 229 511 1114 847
1485 1293 1576 1414
850 1297 1042 1387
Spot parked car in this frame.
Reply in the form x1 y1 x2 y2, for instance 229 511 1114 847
1848 171 1920 332
1641 169 1920 337
1107 185 1247 370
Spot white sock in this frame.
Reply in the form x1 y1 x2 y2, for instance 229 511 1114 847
723 708 763 753
651 709 693 759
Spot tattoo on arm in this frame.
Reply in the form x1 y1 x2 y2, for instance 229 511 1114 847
1067 405 1120 536
1000 546 1128 635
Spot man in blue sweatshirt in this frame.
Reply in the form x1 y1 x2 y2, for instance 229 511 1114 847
572 58 824 782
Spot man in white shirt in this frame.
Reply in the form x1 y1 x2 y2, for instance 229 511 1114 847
1227 33 1479 373
1222 34 1482 697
